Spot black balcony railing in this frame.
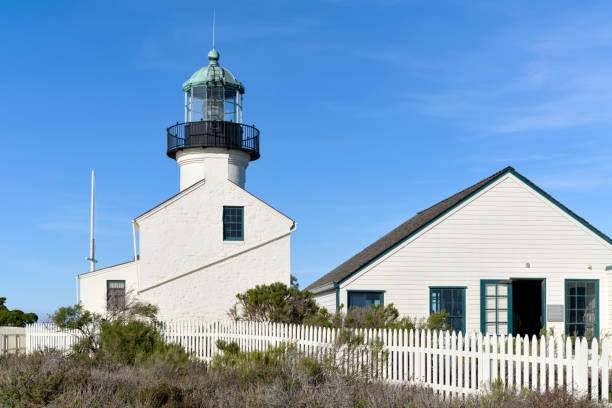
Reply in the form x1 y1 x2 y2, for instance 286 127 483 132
167 121 260 160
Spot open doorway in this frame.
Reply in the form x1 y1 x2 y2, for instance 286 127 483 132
511 279 545 337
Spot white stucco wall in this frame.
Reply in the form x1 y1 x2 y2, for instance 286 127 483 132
176 148 249 190
79 261 139 315
330 173 612 335
131 177 293 320
79 175 294 320
136 179 293 292
140 235 290 320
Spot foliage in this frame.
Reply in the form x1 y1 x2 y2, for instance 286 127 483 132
290 274 299 289
0 297 38 327
230 282 452 334
305 302 450 332
229 282 320 324
0 348 604 408
98 319 162 366
50 298 191 370
51 303 103 353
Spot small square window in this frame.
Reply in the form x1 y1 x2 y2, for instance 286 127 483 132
223 206 244 241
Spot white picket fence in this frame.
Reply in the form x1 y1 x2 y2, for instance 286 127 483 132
0 327 26 354
26 323 81 352
26 321 611 401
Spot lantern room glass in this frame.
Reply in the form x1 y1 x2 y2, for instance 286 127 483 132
185 85 243 123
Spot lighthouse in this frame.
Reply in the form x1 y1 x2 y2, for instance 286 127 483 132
78 45 294 321
167 48 259 190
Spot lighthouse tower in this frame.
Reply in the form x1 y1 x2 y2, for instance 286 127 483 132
167 48 260 190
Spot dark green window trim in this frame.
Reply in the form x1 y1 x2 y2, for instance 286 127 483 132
335 168 612 287
347 290 385 308
480 280 512 335
107 280 126 310
565 279 599 338
223 206 244 241
334 282 340 311
429 286 466 334
606 266 612 271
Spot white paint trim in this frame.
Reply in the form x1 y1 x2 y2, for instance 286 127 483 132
310 282 335 294
78 260 137 278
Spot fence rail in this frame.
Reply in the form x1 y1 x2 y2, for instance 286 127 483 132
25 321 611 401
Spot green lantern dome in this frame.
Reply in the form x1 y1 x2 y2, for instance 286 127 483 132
181 48 245 93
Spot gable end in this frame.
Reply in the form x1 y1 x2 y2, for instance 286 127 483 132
307 167 612 291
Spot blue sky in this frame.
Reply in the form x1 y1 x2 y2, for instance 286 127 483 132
1 1 611 318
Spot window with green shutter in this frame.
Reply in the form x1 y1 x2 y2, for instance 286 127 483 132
223 206 244 241
565 279 598 338
481 280 510 335
347 291 384 308
430 287 466 334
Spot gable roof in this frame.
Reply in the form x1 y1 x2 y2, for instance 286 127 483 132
227 179 295 224
306 166 612 291
134 178 295 225
134 179 207 222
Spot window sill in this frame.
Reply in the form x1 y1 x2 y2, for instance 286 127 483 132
223 240 245 245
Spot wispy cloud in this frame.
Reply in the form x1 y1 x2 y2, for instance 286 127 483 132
404 18 612 134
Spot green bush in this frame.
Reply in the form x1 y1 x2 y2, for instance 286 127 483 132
229 281 320 324
50 300 192 370
97 319 162 365
230 281 453 333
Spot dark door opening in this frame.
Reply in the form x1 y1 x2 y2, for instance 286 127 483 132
512 279 544 337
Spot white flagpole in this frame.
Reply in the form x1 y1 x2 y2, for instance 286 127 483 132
87 170 97 272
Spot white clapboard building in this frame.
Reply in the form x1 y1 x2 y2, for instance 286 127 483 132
307 167 612 338
78 48 295 320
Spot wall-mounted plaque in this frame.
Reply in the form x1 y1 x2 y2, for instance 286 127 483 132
546 304 564 322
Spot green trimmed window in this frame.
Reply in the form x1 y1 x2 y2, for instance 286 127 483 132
430 287 465 334
223 206 244 241
347 291 384 308
107 280 126 310
565 280 598 338
481 281 510 335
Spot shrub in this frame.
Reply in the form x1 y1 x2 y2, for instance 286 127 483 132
230 283 453 333
0 348 605 407
229 282 320 324
50 300 192 370
97 319 162 366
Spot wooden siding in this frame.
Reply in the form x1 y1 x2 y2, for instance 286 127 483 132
314 289 336 312
339 174 612 334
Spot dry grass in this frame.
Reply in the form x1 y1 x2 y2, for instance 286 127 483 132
0 350 605 408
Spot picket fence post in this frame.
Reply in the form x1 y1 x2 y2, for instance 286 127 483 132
601 338 609 402
575 337 588 397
